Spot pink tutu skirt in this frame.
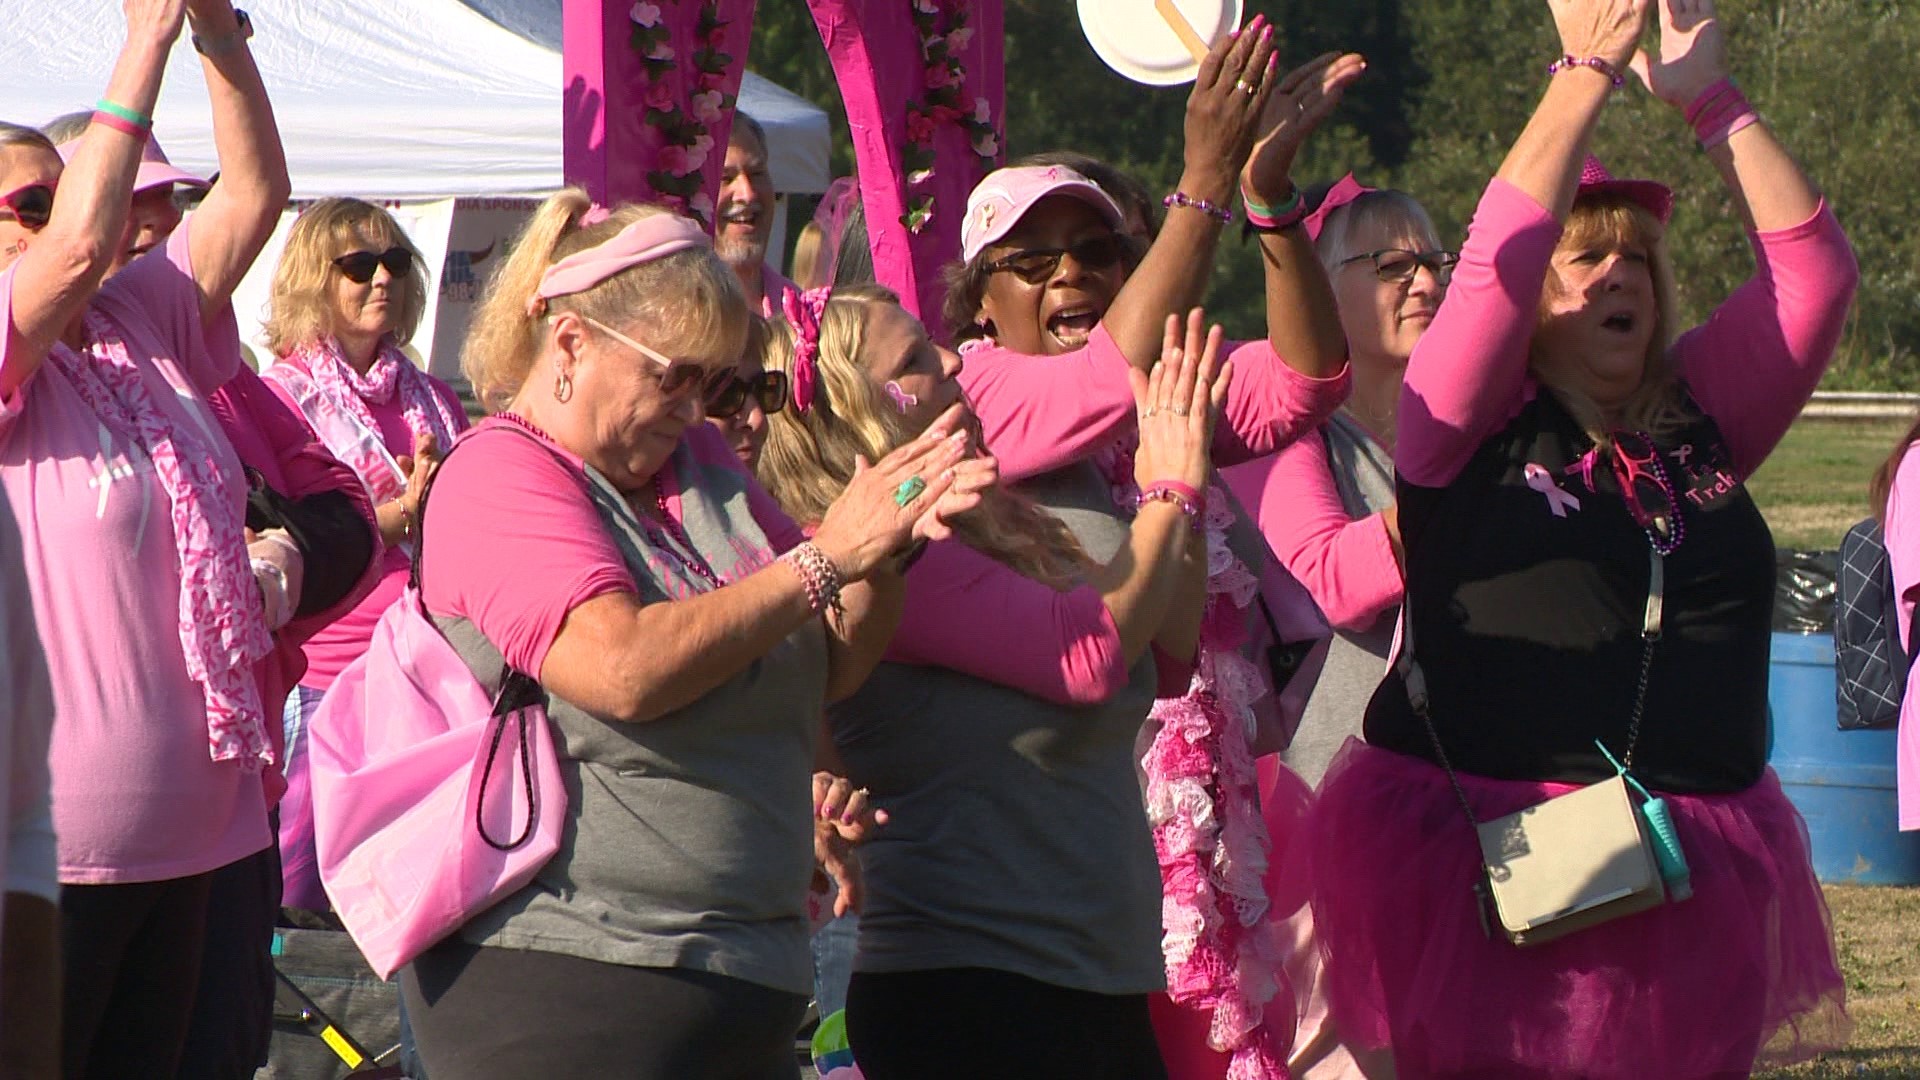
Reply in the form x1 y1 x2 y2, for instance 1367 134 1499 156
1306 739 1849 1079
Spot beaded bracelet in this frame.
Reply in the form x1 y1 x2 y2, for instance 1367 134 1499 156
783 542 846 618
1546 54 1626 89
1243 184 1307 232
1139 486 1205 530
93 98 152 131
1163 191 1233 225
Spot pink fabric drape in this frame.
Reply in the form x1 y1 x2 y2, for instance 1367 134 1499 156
803 0 1005 327
563 0 761 220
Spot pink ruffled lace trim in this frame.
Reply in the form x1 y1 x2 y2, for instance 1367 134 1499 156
1106 449 1291 1080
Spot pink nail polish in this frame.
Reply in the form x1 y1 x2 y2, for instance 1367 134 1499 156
1261 25 1273 41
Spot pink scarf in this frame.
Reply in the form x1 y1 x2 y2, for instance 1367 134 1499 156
1102 444 1291 1080
291 337 461 487
51 312 275 767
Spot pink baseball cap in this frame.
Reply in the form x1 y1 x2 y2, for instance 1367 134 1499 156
1577 155 1672 225
55 133 210 195
961 165 1125 263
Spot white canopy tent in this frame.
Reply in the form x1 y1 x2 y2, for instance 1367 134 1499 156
3 0 832 198
4 0 832 376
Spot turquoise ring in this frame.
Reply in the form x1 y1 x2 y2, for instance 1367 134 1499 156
894 475 928 507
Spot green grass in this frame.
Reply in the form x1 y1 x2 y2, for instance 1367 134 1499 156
1758 886 1920 1079
1748 418 1912 551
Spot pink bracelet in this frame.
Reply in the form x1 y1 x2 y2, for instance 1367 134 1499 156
1163 191 1233 225
1701 112 1761 149
89 111 147 139
1546 54 1625 89
1683 78 1740 125
1139 487 1204 530
782 542 845 618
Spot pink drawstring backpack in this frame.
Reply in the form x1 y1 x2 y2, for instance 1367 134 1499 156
308 428 567 979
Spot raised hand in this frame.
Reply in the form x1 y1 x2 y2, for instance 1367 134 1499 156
1242 52 1369 204
1547 0 1652 71
1629 0 1729 108
811 403 972 581
125 0 190 44
1179 14 1282 202
1131 310 1231 495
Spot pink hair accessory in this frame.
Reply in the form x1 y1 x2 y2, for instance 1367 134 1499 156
579 204 613 227
529 212 710 314
781 285 833 413
1303 173 1376 242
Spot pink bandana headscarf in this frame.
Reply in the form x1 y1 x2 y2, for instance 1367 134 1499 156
528 211 711 315
290 336 463 491
781 285 832 413
53 313 275 767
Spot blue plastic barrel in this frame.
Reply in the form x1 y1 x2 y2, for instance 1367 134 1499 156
1767 631 1920 884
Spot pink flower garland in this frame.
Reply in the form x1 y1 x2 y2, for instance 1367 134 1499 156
1103 445 1292 1080
628 0 734 223
901 0 1001 233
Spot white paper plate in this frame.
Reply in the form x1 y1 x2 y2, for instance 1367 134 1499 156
1077 0 1245 86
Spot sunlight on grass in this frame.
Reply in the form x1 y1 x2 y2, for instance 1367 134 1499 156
1749 418 1913 551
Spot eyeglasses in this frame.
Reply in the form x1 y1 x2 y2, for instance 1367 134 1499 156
1608 429 1683 551
0 183 54 231
706 370 789 421
332 247 413 284
1340 248 1459 284
579 315 734 405
982 234 1130 285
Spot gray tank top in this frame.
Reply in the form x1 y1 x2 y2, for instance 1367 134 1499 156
440 436 827 996
831 461 1165 994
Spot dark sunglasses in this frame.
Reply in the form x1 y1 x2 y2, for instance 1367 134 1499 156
706 370 789 421
1608 429 1684 551
0 183 54 231
1341 248 1459 284
982 234 1129 285
332 247 413 284
580 315 736 404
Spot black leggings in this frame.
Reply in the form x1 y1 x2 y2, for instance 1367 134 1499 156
847 968 1169 1080
400 939 807 1080
61 871 216 1080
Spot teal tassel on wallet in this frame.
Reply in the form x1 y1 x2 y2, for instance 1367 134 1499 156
1595 740 1693 902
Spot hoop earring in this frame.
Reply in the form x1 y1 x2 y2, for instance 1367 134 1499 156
554 372 573 404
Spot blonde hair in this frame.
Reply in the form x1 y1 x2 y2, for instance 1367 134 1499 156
755 286 1091 589
1532 194 1690 441
265 198 429 355
462 187 748 414
790 221 826 290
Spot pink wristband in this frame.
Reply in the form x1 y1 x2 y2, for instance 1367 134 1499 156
1701 111 1761 149
89 111 147 139
1684 78 1739 125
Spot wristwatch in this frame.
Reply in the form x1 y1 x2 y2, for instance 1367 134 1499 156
191 8 254 57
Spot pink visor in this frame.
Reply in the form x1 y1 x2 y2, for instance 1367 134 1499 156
961 165 1125 263
531 212 711 309
55 133 209 195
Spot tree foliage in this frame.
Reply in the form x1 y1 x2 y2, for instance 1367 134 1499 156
751 0 1920 387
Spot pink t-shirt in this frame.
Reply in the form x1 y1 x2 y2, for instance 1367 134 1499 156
958 324 1352 484
0 223 269 884
1223 430 1401 632
265 357 467 689
1886 444 1920 829
418 421 804 678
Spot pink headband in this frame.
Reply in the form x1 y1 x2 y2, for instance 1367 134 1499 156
781 285 833 414
529 211 710 315
1303 173 1377 242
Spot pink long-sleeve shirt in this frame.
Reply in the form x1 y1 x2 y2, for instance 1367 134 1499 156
958 325 1351 484
1885 443 1920 829
1223 429 1401 633
1399 178 1857 488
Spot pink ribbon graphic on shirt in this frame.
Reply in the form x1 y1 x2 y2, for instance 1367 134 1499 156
1525 463 1581 517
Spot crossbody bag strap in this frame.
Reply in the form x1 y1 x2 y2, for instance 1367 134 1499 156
1400 547 1666 828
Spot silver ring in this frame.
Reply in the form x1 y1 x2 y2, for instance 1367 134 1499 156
1172 407 1190 417
1141 406 1157 419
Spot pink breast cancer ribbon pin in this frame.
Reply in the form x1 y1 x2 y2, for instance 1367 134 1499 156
1525 463 1581 517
